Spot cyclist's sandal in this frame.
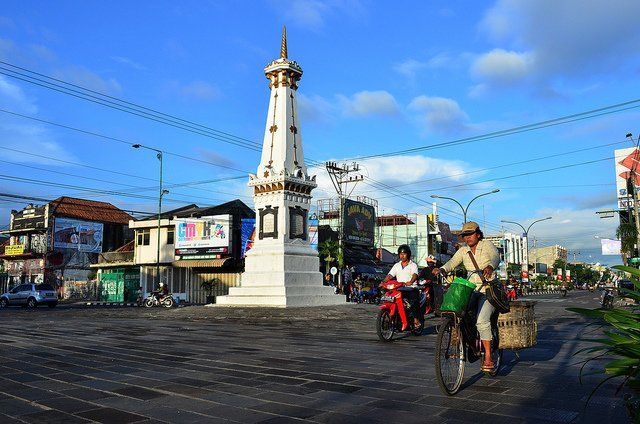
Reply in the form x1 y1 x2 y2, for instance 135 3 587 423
480 363 495 372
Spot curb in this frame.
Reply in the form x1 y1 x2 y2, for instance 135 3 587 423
84 302 140 307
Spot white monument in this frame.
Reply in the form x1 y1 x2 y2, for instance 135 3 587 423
215 27 344 307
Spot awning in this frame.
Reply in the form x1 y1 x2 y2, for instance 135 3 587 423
172 258 232 268
90 262 136 268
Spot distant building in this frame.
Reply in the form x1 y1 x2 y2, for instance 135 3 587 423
126 199 255 303
0 197 132 296
486 232 526 265
530 245 568 268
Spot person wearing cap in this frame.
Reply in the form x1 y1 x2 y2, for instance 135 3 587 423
433 221 500 372
418 254 441 311
383 244 420 330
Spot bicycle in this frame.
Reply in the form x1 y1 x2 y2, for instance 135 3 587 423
434 272 504 396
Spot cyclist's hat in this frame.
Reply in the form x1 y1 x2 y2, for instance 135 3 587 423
459 221 480 236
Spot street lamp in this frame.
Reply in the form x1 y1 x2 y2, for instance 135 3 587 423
500 216 552 283
430 189 500 223
132 144 168 289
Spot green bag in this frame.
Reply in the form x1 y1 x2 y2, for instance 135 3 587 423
440 277 476 315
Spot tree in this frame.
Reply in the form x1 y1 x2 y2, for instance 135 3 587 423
616 222 637 264
318 240 341 268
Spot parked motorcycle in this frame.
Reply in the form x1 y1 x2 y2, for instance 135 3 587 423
144 292 175 308
376 279 434 342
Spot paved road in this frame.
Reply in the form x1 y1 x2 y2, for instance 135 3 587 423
0 291 631 423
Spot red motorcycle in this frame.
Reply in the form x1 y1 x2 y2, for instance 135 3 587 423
376 279 433 342
506 285 517 300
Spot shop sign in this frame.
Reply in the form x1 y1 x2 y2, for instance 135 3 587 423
4 244 25 256
342 199 375 246
175 215 231 257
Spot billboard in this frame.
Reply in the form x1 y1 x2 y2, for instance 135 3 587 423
54 218 103 253
175 215 231 256
342 199 375 246
615 147 640 210
308 214 319 251
240 218 256 258
601 238 621 256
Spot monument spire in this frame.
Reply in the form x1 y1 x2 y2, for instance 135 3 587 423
215 28 343 308
280 26 287 59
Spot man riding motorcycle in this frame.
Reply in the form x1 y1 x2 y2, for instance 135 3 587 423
433 221 500 372
382 245 420 330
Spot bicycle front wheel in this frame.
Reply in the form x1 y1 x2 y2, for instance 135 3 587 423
435 315 465 396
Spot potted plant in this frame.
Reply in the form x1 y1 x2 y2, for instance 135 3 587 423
201 278 221 304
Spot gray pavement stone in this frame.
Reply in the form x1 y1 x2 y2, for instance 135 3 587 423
0 291 631 423
20 409 91 424
77 407 148 423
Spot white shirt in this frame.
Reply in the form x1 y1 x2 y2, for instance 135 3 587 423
388 260 419 283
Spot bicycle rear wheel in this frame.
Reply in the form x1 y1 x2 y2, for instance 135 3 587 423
435 315 465 395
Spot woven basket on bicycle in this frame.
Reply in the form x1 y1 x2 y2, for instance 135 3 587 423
497 300 537 349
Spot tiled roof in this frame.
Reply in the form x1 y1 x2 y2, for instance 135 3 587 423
49 197 132 225
114 240 134 252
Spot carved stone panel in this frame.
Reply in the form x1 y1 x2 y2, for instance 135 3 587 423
259 206 278 239
289 206 307 240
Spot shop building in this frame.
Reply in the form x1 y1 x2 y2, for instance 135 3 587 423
0 197 132 297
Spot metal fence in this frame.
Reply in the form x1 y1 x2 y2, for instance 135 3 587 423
187 272 241 304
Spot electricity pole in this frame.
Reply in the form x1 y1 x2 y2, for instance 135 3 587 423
325 162 364 289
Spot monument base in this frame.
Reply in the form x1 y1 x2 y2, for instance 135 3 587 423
215 242 346 307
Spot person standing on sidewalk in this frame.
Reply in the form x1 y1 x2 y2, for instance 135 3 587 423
343 266 353 302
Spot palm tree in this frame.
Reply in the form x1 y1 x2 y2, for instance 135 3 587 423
318 240 340 267
616 223 637 266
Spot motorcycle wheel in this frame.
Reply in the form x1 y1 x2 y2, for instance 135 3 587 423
163 297 175 308
143 298 154 308
376 309 395 342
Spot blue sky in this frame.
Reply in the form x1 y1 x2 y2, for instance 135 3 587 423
1 0 640 265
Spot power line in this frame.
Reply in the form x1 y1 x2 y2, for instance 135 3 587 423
0 174 226 206
0 108 253 174
342 99 640 161
391 140 627 188
376 156 612 200
0 193 153 216
0 61 262 152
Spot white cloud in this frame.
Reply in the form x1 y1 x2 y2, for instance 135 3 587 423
337 90 399 117
524 207 618 251
111 56 147 71
408 95 470 135
0 75 37 114
53 66 121 94
394 59 429 79
297 93 334 123
270 0 365 31
0 123 78 165
312 154 483 214
471 49 534 85
176 80 219 101
474 0 640 92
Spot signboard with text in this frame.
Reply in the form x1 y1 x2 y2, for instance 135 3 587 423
175 215 231 257
342 199 375 246
615 147 640 210
4 244 25 256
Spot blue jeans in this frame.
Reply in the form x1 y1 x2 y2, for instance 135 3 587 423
475 292 495 340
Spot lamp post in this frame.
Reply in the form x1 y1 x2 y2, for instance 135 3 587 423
430 189 500 223
132 144 169 288
500 217 552 283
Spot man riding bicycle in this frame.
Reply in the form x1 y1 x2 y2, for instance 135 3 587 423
382 244 420 330
433 221 500 372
